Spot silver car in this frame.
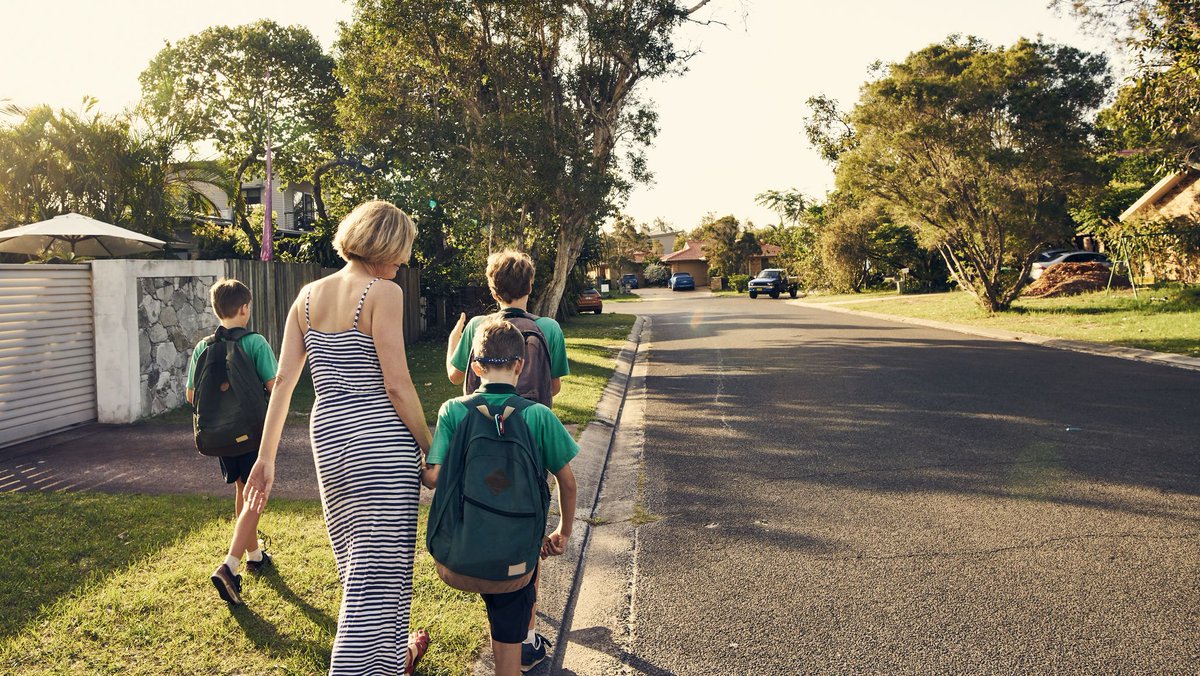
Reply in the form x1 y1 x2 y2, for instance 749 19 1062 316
1029 250 1111 280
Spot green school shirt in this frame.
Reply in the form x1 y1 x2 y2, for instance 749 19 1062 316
427 383 579 473
450 313 570 379
186 331 279 389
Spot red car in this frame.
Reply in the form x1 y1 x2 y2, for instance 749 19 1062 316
577 288 603 314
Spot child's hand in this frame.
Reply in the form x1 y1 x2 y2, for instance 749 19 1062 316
448 313 467 348
540 531 568 559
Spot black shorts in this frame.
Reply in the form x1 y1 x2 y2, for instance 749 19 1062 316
480 566 539 644
218 450 258 484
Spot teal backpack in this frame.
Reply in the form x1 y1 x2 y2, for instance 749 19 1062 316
426 394 550 594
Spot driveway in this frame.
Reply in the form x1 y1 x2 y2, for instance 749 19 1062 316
606 291 1199 673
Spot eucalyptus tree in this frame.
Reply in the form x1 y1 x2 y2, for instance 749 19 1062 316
338 0 719 315
139 20 341 255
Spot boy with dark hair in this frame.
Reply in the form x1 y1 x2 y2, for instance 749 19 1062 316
427 318 578 674
186 278 278 605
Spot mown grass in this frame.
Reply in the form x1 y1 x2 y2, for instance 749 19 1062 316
849 285 1200 356
0 492 486 675
555 313 637 428
798 288 903 303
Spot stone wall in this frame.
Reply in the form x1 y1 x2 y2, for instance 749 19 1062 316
137 276 218 417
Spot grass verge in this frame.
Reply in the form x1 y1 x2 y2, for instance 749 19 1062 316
0 492 485 675
846 286 1200 356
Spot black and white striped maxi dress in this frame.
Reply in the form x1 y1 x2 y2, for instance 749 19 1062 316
303 279 421 674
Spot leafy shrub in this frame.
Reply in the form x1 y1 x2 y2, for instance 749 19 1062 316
643 262 670 286
728 274 750 292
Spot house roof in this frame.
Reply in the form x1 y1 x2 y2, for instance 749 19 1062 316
1119 164 1200 222
757 243 782 257
660 240 706 262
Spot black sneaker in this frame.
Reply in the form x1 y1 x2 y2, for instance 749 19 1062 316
245 550 273 575
520 633 551 672
210 564 243 605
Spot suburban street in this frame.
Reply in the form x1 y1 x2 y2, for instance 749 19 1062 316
604 289 1199 673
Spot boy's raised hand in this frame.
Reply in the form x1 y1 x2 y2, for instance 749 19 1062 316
244 459 275 514
448 312 467 350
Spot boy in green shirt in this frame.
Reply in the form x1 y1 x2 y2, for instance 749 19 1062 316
426 317 578 675
446 249 570 397
444 249 571 669
185 279 278 606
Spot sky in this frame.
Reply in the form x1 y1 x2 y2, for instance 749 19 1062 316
1 0 1118 232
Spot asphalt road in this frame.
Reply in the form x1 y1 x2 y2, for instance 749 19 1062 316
627 289 1199 674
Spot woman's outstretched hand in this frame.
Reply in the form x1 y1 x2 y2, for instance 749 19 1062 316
244 459 275 514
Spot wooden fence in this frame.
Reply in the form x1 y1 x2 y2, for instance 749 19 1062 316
223 261 421 349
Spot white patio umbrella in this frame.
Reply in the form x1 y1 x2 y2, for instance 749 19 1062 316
0 213 166 257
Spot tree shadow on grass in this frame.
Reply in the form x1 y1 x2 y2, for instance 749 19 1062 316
0 492 229 640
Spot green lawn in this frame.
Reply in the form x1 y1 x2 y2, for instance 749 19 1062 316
0 493 485 675
5 313 639 673
152 312 636 431
797 288 903 303
848 286 1200 356
600 290 641 302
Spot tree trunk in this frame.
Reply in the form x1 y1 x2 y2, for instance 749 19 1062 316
233 152 260 255
534 221 587 317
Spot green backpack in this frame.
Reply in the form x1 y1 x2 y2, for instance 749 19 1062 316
426 394 550 594
191 327 269 457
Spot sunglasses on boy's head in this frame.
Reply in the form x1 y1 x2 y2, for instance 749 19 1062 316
473 355 523 365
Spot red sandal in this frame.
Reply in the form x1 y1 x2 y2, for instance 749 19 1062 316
406 629 430 675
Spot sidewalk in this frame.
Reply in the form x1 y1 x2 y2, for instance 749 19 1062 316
790 298 1200 373
0 422 322 498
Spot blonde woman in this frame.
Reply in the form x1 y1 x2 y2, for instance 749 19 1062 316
245 200 433 674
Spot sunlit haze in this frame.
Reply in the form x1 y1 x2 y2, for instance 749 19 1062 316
1 0 1115 232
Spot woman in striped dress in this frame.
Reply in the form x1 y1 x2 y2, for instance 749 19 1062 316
245 201 434 674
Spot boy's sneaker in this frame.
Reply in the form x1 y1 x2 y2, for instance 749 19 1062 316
210 564 243 606
245 550 273 575
520 633 552 672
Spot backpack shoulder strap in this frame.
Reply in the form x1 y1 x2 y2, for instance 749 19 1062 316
501 307 539 322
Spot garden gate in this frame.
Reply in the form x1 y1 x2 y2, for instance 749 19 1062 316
0 264 97 447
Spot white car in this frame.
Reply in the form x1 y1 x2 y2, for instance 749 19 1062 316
1029 250 1111 280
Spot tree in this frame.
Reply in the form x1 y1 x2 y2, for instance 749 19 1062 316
755 188 826 286
0 101 218 242
815 37 1110 311
1057 0 1200 163
140 20 341 256
690 214 760 276
337 0 720 316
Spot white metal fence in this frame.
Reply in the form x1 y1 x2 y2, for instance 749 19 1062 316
0 264 97 447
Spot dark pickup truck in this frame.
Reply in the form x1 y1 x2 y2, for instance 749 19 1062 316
748 268 799 299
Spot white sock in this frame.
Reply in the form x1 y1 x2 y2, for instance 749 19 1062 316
223 554 241 574
247 547 263 562
523 629 536 644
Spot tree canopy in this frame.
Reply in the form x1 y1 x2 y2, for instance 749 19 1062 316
815 37 1110 310
140 20 341 255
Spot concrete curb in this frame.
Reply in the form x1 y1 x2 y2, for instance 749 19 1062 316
789 299 1200 373
472 314 646 675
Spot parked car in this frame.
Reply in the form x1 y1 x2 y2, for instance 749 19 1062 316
1029 251 1111 280
620 273 639 289
577 287 603 314
747 268 799 299
668 272 695 291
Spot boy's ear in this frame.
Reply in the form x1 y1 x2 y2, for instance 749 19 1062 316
241 303 252 316
513 358 524 377
470 361 486 377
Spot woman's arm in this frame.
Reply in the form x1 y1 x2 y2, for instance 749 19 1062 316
373 283 434 452
244 300 307 513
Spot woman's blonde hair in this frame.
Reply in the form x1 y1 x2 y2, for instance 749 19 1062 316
332 200 417 265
